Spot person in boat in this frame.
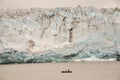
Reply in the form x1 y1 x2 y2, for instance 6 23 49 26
61 69 72 73
68 69 70 72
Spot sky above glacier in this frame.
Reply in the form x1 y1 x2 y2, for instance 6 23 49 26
0 0 120 8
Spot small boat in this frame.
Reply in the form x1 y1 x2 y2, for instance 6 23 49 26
61 69 72 73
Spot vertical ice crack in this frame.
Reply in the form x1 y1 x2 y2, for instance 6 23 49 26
69 28 73 43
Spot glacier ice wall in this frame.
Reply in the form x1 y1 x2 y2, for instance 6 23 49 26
0 6 120 63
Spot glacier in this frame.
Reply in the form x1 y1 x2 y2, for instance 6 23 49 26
0 6 120 64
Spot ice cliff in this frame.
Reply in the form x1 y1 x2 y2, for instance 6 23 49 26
0 6 120 63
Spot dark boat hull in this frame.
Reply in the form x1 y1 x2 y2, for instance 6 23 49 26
61 71 72 73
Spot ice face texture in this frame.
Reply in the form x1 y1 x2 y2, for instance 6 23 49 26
0 6 120 63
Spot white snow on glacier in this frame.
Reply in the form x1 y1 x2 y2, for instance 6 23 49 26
0 6 120 63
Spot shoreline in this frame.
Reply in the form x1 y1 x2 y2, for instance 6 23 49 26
0 60 119 65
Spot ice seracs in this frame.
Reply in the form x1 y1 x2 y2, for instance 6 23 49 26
0 6 120 63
